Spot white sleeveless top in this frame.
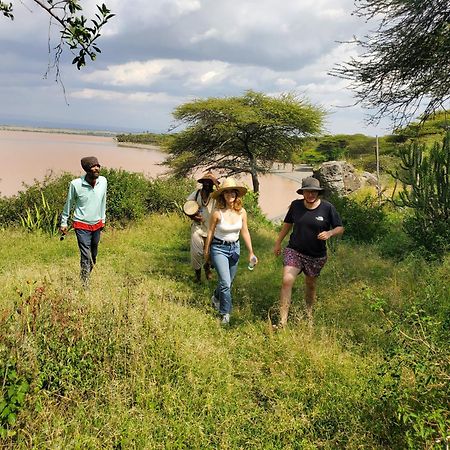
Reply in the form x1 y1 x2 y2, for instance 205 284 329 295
214 210 243 242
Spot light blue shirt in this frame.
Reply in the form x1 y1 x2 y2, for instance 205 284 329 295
61 175 107 227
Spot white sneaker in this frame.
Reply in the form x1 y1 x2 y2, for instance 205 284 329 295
221 313 230 325
211 294 220 311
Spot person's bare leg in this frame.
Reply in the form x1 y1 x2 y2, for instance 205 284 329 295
304 275 318 323
279 266 301 327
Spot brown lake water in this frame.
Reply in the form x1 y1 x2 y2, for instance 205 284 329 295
0 130 309 220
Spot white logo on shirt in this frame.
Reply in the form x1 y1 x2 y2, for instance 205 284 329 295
316 216 324 221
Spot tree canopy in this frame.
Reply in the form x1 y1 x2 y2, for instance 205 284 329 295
166 91 324 193
331 0 450 127
1 0 114 73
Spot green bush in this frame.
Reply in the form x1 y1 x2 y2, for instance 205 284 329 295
101 168 150 225
146 177 195 214
371 292 450 448
329 194 389 243
19 192 60 236
0 358 29 439
0 173 73 226
391 132 450 258
0 170 195 228
376 225 414 261
242 190 271 226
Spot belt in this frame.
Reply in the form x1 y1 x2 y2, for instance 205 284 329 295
212 237 238 246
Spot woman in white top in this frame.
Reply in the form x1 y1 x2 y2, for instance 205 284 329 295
204 177 257 325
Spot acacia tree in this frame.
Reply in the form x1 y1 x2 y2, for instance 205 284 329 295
331 0 450 126
167 91 324 193
1 0 114 72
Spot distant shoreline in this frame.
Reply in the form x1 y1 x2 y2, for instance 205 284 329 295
0 125 119 138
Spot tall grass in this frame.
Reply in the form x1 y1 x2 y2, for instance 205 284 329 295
0 213 448 448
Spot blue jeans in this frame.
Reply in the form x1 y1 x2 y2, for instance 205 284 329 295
75 228 101 282
211 240 240 315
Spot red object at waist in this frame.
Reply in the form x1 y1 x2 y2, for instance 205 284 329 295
73 220 103 231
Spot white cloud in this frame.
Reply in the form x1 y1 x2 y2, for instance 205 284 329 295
2 0 394 135
71 88 182 104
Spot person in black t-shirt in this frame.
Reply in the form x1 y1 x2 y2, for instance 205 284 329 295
273 177 344 326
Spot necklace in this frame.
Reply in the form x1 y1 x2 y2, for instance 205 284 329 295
200 189 211 206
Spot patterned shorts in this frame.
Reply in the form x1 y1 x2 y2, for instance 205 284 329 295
283 247 327 277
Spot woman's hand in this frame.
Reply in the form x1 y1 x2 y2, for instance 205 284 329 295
273 242 282 256
249 253 258 265
317 231 331 240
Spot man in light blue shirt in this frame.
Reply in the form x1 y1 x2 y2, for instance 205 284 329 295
60 156 107 285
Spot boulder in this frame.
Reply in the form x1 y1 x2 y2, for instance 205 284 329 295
361 171 378 186
313 161 361 196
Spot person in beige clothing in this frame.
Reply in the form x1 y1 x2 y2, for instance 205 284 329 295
185 172 220 282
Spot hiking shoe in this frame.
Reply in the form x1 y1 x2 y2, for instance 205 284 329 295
211 294 220 311
221 313 230 325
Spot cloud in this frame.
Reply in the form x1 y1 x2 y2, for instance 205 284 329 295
1 0 393 135
71 88 183 105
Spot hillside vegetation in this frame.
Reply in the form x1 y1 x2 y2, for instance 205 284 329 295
1 211 448 448
117 112 450 176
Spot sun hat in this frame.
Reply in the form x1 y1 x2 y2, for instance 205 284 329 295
81 156 100 172
211 177 248 199
296 177 324 194
183 200 200 216
197 172 220 187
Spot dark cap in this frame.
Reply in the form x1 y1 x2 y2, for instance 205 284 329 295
296 177 324 194
81 156 100 172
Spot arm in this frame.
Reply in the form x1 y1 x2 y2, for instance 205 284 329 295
273 222 293 256
204 210 219 262
240 209 256 264
101 179 107 225
60 182 75 231
317 226 344 241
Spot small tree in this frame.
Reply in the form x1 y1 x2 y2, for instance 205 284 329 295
391 132 450 257
167 91 324 193
316 136 349 161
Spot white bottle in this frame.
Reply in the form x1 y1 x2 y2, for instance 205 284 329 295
248 255 258 271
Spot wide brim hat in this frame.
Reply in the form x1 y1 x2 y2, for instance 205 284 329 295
183 200 200 216
197 172 220 187
296 176 324 194
211 177 248 199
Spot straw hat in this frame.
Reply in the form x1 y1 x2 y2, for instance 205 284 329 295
183 200 200 216
197 172 220 187
211 177 248 199
296 177 324 194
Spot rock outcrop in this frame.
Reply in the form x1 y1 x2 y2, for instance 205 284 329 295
313 161 361 196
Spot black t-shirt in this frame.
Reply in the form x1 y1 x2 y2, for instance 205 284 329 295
284 199 342 257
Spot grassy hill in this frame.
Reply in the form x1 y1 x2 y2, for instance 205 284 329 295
1 214 448 448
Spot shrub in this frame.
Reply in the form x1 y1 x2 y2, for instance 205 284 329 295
0 173 73 226
372 300 450 448
19 192 60 236
329 194 388 243
146 176 194 214
390 132 450 258
0 170 195 228
242 191 271 226
101 168 150 225
0 358 29 439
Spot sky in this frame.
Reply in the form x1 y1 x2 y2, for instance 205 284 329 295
0 0 394 135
